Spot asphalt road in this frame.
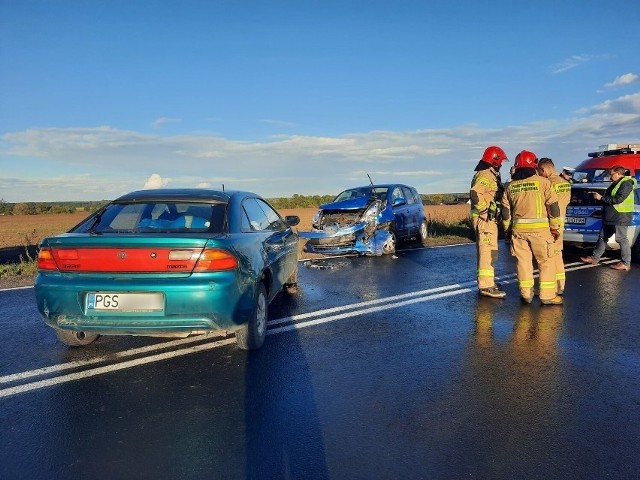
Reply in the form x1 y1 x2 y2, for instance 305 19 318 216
1 242 639 480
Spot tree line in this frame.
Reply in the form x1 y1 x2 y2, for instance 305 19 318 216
0 200 107 216
0 193 469 216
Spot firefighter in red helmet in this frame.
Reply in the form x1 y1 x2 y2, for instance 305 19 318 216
470 145 508 298
501 150 563 305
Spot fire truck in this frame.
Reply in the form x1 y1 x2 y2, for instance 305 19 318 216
563 144 640 261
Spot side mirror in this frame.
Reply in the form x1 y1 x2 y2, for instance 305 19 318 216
285 215 300 227
392 198 406 206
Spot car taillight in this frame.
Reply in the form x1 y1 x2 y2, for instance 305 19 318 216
37 247 59 271
193 248 238 271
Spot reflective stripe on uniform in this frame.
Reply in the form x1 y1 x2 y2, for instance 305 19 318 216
478 269 494 277
539 280 556 289
519 279 535 288
512 217 550 230
556 272 566 280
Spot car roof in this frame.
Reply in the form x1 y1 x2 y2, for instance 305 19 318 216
113 188 257 203
344 184 414 190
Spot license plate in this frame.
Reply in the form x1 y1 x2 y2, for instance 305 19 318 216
86 292 164 312
565 217 586 225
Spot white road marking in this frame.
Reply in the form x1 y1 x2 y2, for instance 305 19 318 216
0 337 236 398
0 334 226 384
0 258 616 398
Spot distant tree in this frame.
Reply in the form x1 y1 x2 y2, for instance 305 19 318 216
0 198 11 215
13 203 35 215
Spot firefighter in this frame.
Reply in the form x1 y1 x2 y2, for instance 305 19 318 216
501 150 563 305
470 145 508 298
537 158 571 294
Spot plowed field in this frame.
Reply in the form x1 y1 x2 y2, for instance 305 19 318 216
0 204 470 249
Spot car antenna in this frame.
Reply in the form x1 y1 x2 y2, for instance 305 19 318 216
367 173 377 199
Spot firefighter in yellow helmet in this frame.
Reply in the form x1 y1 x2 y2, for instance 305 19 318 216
501 150 563 305
536 157 571 294
470 145 508 298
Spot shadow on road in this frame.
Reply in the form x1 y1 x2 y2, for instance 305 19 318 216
244 312 328 479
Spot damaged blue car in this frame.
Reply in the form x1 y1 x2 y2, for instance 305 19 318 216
298 184 429 255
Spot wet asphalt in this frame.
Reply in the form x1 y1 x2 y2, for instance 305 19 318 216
0 242 639 479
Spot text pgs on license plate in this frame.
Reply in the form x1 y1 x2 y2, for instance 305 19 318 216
86 292 164 312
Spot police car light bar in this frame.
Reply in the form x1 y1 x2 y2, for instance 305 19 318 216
588 143 640 158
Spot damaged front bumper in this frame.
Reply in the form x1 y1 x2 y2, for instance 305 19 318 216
299 222 393 256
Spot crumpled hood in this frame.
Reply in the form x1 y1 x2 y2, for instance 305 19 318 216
320 196 372 211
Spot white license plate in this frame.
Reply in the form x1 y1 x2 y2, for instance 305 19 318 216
86 292 164 312
565 217 587 225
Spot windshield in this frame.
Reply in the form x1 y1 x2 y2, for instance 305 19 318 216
572 169 611 184
334 187 389 202
72 202 226 233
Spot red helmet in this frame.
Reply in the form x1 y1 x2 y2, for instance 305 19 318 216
481 146 508 168
514 150 538 168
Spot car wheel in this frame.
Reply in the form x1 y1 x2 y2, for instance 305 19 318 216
235 282 268 350
417 219 429 245
382 227 396 255
55 329 99 347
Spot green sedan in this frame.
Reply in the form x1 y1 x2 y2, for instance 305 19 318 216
34 188 300 350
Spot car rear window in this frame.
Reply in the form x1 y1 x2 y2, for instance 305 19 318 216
72 202 226 233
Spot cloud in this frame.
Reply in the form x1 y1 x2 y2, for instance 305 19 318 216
260 119 296 127
152 117 182 128
143 173 169 189
603 73 639 89
551 54 607 74
582 92 640 115
2 92 640 202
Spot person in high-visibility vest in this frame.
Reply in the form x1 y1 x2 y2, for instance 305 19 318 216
537 158 571 294
501 150 563 305
470 146 508 298
580 165 637 271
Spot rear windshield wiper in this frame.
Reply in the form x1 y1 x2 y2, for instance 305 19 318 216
87 211 104 234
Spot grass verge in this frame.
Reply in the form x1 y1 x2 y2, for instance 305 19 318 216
427 217 474 240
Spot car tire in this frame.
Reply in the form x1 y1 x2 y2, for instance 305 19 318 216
55 329 99 347
235 282 268 350
416 219 429 245
382 227 396 255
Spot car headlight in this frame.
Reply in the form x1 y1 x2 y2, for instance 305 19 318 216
312 210 323 227
361 201 381 224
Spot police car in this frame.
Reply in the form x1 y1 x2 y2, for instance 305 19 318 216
563 144 640 261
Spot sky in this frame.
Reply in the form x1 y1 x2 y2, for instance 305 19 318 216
1 0 639 203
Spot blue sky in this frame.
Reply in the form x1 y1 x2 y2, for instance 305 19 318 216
1 0 639 202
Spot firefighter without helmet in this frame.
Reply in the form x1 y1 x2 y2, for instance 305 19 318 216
481 146 508 168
